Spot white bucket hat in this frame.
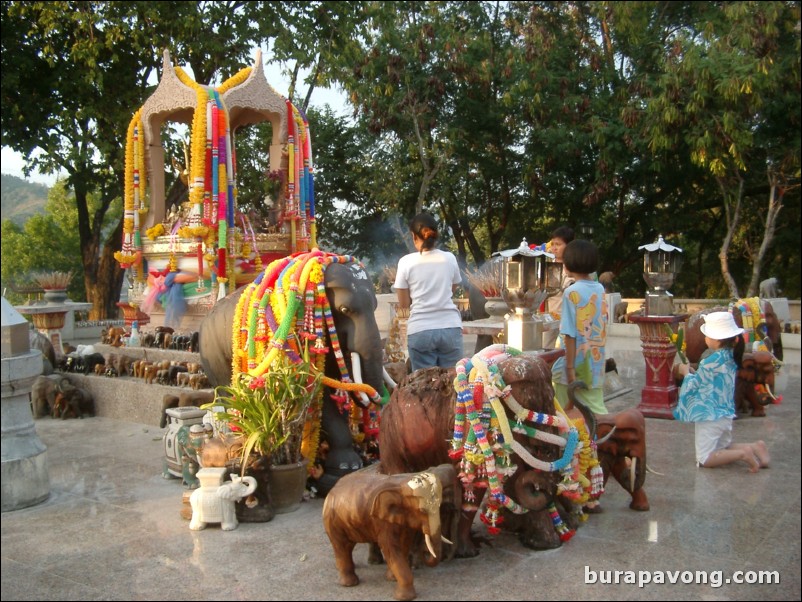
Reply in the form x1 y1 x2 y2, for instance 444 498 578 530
700 311 744 340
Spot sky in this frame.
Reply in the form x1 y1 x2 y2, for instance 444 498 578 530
1 57 348 187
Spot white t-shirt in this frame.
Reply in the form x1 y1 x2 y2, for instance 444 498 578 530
394 248 462 336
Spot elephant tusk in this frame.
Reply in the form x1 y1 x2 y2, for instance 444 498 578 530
424 533 437 559
646 464 664 476
383 365 398 390
629 457 637 493
596 426 617 445
765 383 778 401
350 352 371 408
441 535 454 546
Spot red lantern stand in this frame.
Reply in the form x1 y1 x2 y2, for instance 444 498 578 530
628 313 688 419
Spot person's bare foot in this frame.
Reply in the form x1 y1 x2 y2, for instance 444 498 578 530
744 451 760 473
752 440 771 468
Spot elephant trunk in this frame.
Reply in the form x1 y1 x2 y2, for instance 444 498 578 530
513 470 552 511
568 381 597 440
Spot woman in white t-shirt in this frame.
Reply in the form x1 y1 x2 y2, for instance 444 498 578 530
394 213 464 371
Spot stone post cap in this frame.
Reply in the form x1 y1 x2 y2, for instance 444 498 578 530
1 297 31 358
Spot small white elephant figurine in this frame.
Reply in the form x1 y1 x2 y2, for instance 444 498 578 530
189 468 257 531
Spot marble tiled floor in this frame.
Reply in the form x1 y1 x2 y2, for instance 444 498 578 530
2 366 800 601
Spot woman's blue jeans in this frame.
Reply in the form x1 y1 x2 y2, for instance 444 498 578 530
406 327 464 372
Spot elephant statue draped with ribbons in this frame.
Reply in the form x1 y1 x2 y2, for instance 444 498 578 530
199 251 386 492
378 345 602 556
683 299 783 417
323 467 452 601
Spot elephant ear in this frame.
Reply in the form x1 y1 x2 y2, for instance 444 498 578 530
370 486 408 526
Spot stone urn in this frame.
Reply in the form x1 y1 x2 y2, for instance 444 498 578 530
42 288 68 304
483 296 509 318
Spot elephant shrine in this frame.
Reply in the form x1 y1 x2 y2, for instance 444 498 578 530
116 49 317 331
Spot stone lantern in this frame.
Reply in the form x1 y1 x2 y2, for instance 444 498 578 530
494 239 560 351
639 235 683 316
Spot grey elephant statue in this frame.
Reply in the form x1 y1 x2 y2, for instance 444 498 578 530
29 329 56 374
323 467 450 601
199 251 386 493
377 346 599 556
189 468 257 531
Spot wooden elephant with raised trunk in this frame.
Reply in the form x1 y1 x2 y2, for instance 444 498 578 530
323 468 449 601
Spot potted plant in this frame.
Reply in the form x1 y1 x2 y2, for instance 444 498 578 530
205 353 323 514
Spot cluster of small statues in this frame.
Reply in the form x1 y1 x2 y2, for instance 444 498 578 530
102 325 200 352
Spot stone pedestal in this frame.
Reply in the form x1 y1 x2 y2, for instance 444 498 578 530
629 313 688 419
1 298 50 511
15 299 92 358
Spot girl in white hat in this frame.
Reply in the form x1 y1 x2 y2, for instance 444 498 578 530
673 311 770 472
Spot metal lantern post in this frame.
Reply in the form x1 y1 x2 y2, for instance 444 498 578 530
639 235 683 316
495 239 559 351
629 235 688 419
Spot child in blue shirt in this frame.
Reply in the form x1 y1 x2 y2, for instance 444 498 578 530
674 311 770 472
551 239 607 415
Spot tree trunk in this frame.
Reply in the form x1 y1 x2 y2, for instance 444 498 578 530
717 176 743 299
746 173 784 297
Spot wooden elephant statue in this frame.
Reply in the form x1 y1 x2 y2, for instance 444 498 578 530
377 347 595 557
684 299 783 417
143 364 158 385
52 381 94 419
736 351 778 415
595 408 649 511
189 469 257 531
160 391 215 428
323 468 448 601
31 374 68 418
104 326 126 347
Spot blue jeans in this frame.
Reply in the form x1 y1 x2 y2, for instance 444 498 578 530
407 327 464 372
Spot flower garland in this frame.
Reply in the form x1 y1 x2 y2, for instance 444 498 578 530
115 109 147 270
449 344 587 537
230 250 381 469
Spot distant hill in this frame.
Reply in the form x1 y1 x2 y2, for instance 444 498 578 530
1 174 49 226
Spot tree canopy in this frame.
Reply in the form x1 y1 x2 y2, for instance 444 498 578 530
2 1 799 313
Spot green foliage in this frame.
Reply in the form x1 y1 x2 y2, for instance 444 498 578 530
1 181 88 303
205 356 323 468
1 1 799 302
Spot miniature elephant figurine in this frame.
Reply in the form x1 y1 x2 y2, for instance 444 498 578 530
189 469 257 531
323 468 447 601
